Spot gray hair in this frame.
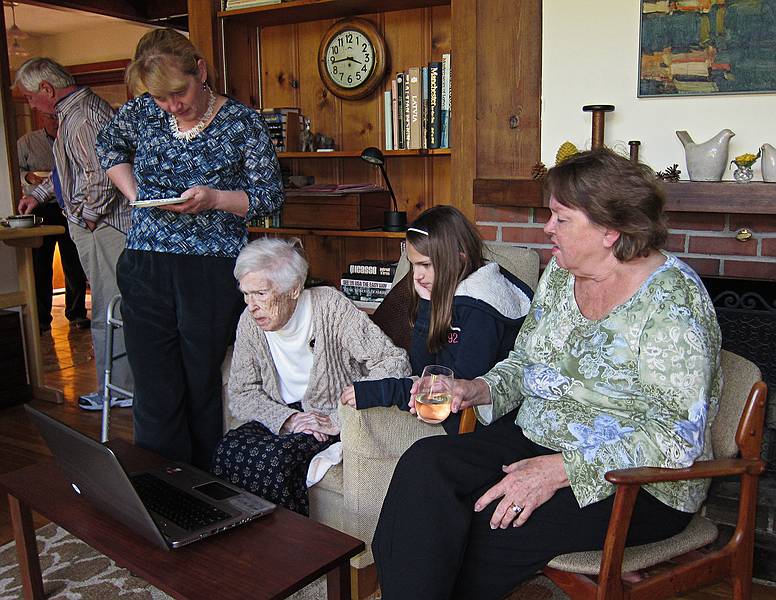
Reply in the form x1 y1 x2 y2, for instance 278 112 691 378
234 237 308 294
15 57 76 92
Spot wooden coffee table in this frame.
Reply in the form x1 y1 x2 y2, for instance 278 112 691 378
0 439 364 599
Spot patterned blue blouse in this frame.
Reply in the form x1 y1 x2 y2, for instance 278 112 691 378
96 94 283 258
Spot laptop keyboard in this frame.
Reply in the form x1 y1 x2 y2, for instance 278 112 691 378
131 473 232 531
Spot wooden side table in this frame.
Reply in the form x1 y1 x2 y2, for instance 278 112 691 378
0 225 65 403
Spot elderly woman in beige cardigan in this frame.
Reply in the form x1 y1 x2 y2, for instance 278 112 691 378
213 237 410 515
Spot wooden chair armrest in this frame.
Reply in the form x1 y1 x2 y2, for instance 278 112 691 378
605 457 765 486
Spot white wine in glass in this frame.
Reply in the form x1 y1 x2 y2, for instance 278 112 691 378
414 365 453 424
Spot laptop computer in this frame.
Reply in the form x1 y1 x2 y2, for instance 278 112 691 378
25 405 275 550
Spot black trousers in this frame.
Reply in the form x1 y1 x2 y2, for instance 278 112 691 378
32 202 87 326
117 249 244 470
373 412 693 600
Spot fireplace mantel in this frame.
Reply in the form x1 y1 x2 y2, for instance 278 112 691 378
473 179 776 215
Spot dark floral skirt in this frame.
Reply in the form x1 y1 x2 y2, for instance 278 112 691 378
212 415 336 516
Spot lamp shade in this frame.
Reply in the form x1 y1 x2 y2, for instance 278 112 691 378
359 146 385 166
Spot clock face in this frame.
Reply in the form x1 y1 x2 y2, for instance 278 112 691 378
324 29 375 89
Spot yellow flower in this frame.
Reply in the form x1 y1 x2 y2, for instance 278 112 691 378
732 151 760 168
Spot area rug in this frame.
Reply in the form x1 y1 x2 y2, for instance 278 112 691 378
0 524 567 599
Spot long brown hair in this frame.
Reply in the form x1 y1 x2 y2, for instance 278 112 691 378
407 206 484 353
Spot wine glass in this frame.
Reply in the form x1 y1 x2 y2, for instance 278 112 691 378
414 365 454 424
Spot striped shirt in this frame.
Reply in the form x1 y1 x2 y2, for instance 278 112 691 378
96 94 283 258
32 87 131 233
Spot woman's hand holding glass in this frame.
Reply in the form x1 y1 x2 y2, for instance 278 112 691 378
410 376 492 416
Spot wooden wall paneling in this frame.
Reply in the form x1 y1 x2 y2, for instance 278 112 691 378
343 237 384 269
222 20 259 106
303 235 344 284
450 0 477 220
431 157 451 205
430 5 451 58
260 23 300 108
188 0 219 82
475 0 541 179
295 19 339 183
383 9 431 217
338 15 383 152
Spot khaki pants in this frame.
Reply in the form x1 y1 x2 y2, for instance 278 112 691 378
68 221 133 394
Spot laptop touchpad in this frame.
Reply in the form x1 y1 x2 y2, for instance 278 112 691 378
193 481 240 500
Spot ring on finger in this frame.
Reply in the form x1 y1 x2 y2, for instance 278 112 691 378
509 502 523 514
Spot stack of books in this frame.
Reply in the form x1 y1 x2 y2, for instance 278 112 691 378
383 53 451 151
341 260 398 310
259 107 304 153
223 0 281 9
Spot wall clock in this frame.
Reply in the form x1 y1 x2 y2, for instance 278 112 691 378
318 18 388 100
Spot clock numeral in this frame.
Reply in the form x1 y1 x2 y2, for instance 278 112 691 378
332 45 339 55
356 71 362 81
361 65 368 73
337 37 344 46
332 65 338 74
339 73 344 81
362 43 368 52
329 55 335 63
345 33 353 43
347 75 353 84
364 54 370 63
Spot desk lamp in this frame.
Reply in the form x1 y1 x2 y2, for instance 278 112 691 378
360 147 407 231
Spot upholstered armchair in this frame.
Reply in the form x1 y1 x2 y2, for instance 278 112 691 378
222 243 541 595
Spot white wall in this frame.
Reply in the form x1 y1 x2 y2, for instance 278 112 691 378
541 1 776 181
32 21 153 66
0 86 19 295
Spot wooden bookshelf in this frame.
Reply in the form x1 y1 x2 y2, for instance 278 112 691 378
190 0 542 289
248 227 406 238
218 0 450 26
278 149 451 159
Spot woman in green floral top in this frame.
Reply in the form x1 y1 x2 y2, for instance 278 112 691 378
372 149 722 599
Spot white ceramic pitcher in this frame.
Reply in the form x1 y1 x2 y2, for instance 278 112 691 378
761 143 776 182
676 129 735 181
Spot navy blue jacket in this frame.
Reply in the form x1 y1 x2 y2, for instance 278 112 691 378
354 263 533 420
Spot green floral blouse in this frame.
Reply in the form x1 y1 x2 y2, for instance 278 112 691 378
478 253 722 512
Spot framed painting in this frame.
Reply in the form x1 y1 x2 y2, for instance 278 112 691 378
639 0 776 96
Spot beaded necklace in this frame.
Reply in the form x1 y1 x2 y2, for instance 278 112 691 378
169 88 216 142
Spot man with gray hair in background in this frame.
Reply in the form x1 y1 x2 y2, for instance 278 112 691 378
16 57 133 411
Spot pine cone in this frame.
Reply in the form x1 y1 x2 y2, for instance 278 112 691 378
531 162 547 180
656 163 681 182
555 141 579 165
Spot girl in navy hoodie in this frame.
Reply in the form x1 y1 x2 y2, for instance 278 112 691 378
340 205 533 434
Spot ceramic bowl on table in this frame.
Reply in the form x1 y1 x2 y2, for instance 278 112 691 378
1 215 43 228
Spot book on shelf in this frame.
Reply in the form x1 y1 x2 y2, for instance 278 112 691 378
287 183 384 195
382 57 451 151
427 61 442 149
350 299 383 311
441 53 451 148
421 65 428 150
347 259 398 278
391 79 399 151
384 91 393 151
259 107 302 152
407 67 422 150
402 69 411 150
224 0 281 10
395 72 406 151
341 276 392 290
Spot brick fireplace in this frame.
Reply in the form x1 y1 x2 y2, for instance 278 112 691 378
473 180 776 580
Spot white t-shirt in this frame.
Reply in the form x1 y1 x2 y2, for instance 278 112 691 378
265 290 314 405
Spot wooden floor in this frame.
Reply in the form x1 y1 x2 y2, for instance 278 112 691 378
0 296 774 599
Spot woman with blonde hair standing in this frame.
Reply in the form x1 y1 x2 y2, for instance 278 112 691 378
96 28 284 469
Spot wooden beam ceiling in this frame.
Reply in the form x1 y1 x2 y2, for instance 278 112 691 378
22 0 189 30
